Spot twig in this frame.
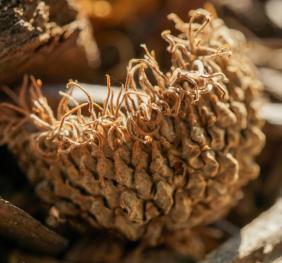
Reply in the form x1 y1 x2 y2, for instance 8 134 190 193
0 198 68 255
201 198 282 263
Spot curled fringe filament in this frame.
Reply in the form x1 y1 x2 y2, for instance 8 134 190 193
0 8 265 245
0 9 239 157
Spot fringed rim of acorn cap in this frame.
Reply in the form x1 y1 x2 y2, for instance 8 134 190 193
0 8 239 159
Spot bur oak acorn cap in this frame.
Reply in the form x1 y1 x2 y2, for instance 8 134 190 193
0 8 265 245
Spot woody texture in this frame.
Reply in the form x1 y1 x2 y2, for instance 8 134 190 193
0 8 265 247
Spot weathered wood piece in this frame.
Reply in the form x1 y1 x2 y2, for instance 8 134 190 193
0 197 68 255
201 198 282 263
0 0 99 84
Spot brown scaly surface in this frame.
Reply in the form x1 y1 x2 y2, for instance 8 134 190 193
0 9 265 246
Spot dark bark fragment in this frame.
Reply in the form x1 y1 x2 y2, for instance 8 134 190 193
0 0 99 85
0 197 68 255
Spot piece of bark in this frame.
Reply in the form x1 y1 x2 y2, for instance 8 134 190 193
201 198 282 263
0 197 68 255
0 0 99 85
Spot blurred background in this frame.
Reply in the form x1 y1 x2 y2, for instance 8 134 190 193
1 0 282 262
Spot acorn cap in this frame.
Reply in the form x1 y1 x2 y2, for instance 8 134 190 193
0 8 265 245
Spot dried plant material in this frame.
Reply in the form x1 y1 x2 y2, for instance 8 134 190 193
0 8 265 248
0 198 68 255
0 0 99 85
201 198 282 263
